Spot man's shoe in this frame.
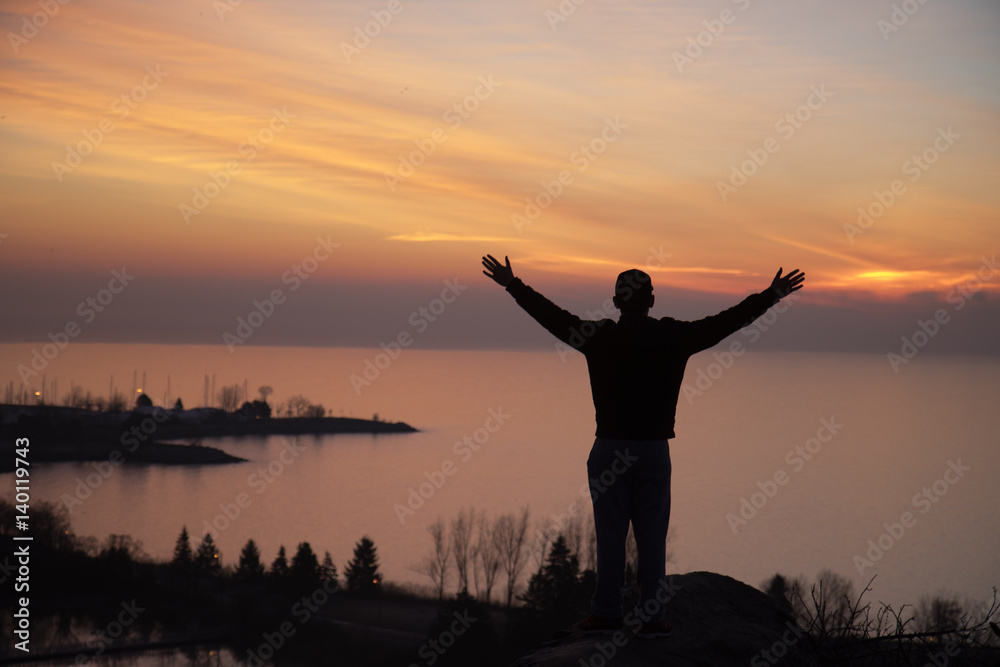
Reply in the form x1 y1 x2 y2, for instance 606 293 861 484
635 618 673 639
575 614 623 635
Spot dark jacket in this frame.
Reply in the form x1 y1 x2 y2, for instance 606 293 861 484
505 278 781 440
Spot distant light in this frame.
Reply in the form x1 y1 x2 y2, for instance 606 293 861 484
136 388 143 393
214 554 219 558
33 391 40 396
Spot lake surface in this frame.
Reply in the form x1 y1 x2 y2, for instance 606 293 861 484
2 343 998 613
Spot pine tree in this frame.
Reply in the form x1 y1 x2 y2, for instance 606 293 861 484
344 535 382 594
321 551 339 591
520 535 582 618
194 533 221 574
291 541 320 591
236 538 265 581
270 545 290 579
171 526 193 571
763 573 793 611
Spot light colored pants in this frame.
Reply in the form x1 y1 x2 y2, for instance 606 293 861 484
587 437 671 620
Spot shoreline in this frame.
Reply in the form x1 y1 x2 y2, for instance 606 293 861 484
0 405 418 471
0 440 248 472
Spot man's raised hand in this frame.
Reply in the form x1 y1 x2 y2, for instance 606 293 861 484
482 254 515 287
770 267 805 298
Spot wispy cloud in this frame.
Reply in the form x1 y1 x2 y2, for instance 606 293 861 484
0 0 997 346
386 232 518 243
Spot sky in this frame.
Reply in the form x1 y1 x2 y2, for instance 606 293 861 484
1 0 998 355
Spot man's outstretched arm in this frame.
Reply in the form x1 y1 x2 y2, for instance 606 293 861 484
481 254 516 288
679 267 805 353
482 254 595 348
769 267 805 299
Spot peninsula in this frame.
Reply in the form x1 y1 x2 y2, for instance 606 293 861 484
0 404 417 472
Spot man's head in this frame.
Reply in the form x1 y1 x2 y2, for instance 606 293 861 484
614 269 654 314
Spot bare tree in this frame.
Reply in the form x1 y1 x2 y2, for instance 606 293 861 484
778 572 1000 662
582 512 597 572
523 521 553 575
473 510 502 604
788 569 856 643
622 522 677 583
451 507 474 595
217 384 242 412
915 593 963 635
818 568 854 624
495 506 530 607
414 517 451 600
561 511 586 566
107 391 127 412
286 394 311 418
258 385 273 403
537 510 598 574
553 510 662 575
63 385 86 408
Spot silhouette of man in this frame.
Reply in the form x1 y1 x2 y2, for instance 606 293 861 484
481 254 804 638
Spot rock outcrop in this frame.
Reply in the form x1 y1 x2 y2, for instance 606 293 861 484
512 571 820 667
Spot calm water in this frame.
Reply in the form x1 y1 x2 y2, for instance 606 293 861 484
2 343 998 612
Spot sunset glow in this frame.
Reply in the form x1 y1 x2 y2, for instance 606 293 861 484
1 0 997 349
1 4 999 656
